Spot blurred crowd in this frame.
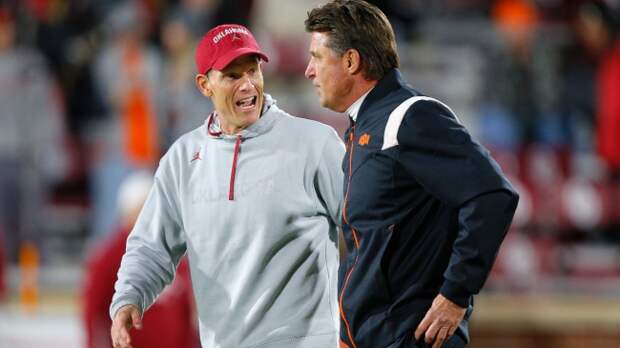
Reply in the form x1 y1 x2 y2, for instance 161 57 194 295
0 0 619 308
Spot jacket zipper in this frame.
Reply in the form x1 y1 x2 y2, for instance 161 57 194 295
340 126 358 348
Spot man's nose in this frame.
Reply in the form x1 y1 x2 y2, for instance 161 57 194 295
304 63 315 80
239 75 255 90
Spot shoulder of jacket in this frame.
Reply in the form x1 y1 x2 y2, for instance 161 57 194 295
382 95 459 150
393 95 458 121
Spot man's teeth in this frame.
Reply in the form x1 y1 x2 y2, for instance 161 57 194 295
237 96 256 107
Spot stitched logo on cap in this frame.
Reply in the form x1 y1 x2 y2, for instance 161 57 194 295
212 27 249 44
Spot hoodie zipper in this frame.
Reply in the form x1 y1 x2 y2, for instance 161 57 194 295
207 114 242 201
229 135 242 201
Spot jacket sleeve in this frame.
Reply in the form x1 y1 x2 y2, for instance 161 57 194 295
109 155 186 319
314 128 345 227
396 100 518 307
440 190 518 307
396 100 513 206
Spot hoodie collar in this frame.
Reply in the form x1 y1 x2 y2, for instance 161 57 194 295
206 93 277 139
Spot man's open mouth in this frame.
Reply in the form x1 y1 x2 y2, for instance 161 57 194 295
236 96 257 110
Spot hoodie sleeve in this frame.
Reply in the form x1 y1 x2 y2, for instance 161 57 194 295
314 128 346 227
109 155 186 319
396 99 518 307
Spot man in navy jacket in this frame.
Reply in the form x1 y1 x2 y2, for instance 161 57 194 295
304 1 519 347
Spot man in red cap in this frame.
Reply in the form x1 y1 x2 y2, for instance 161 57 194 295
110 24 345 348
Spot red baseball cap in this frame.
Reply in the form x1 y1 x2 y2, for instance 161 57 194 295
195 24 269 74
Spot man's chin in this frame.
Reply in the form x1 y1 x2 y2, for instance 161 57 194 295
241 111 261 124
320 100 340 113
319 98 329 109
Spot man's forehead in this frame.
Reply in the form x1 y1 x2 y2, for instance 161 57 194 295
310 32 330 47
310 32 337 56
220 55 260 72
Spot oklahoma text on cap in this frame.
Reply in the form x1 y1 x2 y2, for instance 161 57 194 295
195 24 269 74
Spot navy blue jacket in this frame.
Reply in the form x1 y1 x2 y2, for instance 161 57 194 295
339 69 518 347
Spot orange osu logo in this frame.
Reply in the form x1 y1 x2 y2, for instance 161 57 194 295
358 133 371 146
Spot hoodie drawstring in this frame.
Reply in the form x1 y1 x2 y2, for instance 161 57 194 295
207 113 222 137
229 135 242 200
207 113 242 201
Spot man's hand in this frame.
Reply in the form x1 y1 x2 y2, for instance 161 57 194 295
414 294 465 348
111 304 142 348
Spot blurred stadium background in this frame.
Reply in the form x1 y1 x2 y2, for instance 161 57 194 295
0 0 619 347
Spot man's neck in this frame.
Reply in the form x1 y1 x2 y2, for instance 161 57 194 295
220 123 246 135
341 78 377 112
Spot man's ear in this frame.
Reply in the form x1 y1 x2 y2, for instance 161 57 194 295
195 73 212 97
343 48 362 75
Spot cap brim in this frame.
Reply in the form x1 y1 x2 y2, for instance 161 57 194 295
212 48 269 71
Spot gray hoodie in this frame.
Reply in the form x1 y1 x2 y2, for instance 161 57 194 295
111 95 344 347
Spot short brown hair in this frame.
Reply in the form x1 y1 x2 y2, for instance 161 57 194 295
305 0 399 80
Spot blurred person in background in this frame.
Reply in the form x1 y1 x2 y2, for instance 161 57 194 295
89 1 164 239
161 9 213 148
0 6 67 263
82 171 199 348
575 0 620 239
558 4 598 155
304 1 518 347
110 24 344 348
482 0 562 149
576 1 620 177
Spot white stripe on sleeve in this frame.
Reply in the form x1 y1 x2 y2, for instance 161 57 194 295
381 96 460 150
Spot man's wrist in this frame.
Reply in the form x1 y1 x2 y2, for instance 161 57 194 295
439 280 471 308
110 295 143 320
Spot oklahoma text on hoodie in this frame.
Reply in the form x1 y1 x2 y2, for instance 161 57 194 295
110 95 345 348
